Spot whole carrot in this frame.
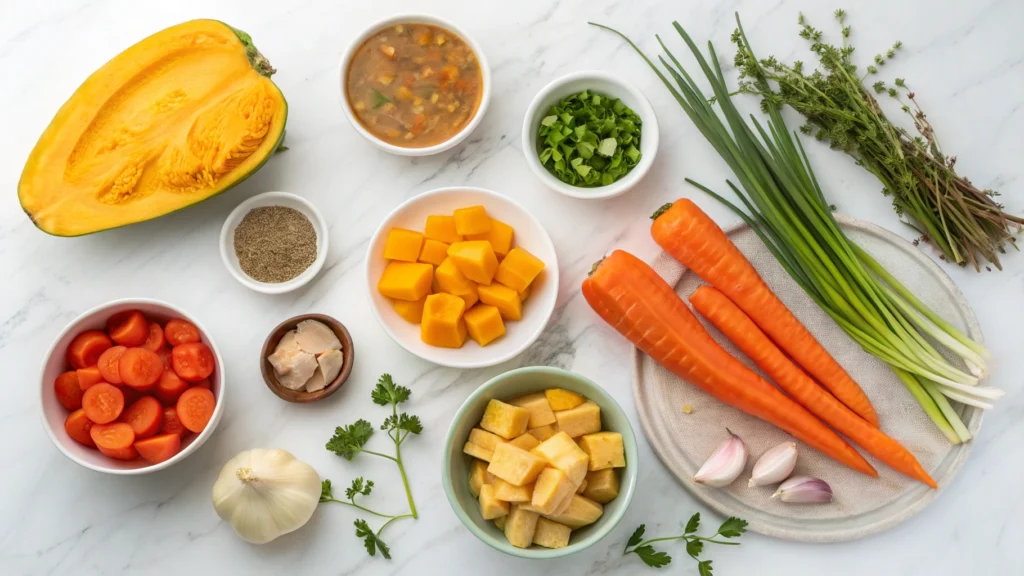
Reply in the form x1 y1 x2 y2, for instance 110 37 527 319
583 250 876 477
651 199 880 428
690 286 936 488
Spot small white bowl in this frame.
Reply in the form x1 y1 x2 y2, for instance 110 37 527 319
365 187 558 368
522 70 659 199
338 14 492 157
40 298 226 475
220 192 329 294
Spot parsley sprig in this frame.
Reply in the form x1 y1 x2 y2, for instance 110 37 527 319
623 513 747 572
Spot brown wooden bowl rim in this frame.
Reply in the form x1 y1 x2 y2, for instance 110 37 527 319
260 313 354 403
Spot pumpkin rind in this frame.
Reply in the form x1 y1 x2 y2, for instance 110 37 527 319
18 20 288 236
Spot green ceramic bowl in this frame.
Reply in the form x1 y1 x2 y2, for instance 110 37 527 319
442 366 638 558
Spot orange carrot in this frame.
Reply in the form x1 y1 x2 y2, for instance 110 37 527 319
582 250 876 477
651 199 880 427
121 396 163 439
90 422 135 461
176 387 215 433
54 371 83 411
64 409 95 447
690 286 936 488
82 383 124 424
76 366 105 390
135 433 181 464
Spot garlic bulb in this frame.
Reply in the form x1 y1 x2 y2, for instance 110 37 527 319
212 448 321 544
748 442 797 487
694 430 747 488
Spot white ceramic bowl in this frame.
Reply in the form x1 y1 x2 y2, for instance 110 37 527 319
522 70 659 199
365 187 558 368
220 191 329 294
338 14 492 157
40 298 226 475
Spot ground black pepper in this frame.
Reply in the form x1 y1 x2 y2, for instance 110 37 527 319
233 206 317 283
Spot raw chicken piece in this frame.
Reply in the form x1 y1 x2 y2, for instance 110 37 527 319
267 347 302 375
277 329 300 351
305 368 327 393
295 320 342 355
273 350 318 390
317 349 344 384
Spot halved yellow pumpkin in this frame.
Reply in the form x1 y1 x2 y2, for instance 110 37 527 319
19 20 288 236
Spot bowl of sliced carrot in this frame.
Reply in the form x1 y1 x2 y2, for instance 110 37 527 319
40 298 225 475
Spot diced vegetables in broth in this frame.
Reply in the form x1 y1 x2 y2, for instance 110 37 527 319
347 24 483 148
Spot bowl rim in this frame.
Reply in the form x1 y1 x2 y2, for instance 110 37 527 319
521 69 660 200
259 313 355 403
364 186 559 368
219 191 329 294
338 13 493 157
441 366 638 559
39 297 226 475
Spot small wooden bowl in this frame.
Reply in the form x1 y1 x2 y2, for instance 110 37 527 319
261 313 354 403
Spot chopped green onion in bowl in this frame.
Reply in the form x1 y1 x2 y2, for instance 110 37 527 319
536 90 643 187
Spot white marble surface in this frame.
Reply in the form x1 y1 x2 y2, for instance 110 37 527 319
1 0 1022 573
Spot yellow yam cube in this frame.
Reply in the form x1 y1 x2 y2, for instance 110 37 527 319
383 228 424 262
504 504 540 549
576 479 588 494
494 515 507 530
495 247 545 292
378 262 433 301
464 305 505 347
463 441 493 462
435 258 479 307
479 484 510 520
477 283 522 321
469 459 493 497
508 392 556 427
453 205 492 235
448 241 499 285
468 427 505 452
528 424 559 442
555 401 602 438
421 293 467 348
544 388 585 411
533 518 572 549
418 238 450 266
507 433 540 452
544 495 604 529
531 432 589 487
531 468 577 516
582 468 620 504
467 218 514 258
480 399 530 439
392 297 426 324
519 284 531 302
424 214 463 244
487 443 547 486
493 478 534 503
578 432 625 471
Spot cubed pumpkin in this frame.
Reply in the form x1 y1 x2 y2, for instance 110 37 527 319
531 467 577 515
519 284 531 302
508 392 557 428
479 484 510 520
532 518 571 549
467 218 514 258
555 401 601 438
383 228 424 262
453 205 492 235
435 257 479 307
464 305 505 347
504 504 540 549
544 388 585 411
582 468 620 504
578 432 625 471
421 293 467 348
480 399 530 439
495 247 545 293
448 241 499 285
418 238 450 266
544 495 603 529
477 283 522 321
424 214 463 243
392 297 426 324
487 443 548 486
531 431 589 486
493 478 534 503
378 261 433 301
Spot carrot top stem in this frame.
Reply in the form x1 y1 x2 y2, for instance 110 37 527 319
651 203 674 220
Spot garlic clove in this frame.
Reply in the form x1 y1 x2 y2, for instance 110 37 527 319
771 476 833 503
748 442 798 487
694 429 748 488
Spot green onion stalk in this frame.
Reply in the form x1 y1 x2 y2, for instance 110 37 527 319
590 18 1000 442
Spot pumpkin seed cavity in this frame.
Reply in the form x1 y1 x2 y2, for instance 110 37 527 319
233 206 317 283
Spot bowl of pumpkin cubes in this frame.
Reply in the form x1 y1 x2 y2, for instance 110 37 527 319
442 366 638 558
366 187 558 368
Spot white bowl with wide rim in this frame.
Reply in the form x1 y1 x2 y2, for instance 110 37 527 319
365 187 558 368
339 14 492 157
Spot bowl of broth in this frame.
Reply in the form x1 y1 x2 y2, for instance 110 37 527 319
340 15 491 156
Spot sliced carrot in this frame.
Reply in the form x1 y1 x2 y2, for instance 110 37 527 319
164 318 200 346
90 421 135 454
106 310 149 347
651 199 880 427
134 433 181 464
54 371 83 411
98 443 139 460
582 250 876 477
66 330 113 370
121 396 163 439
76 366 105 391
64 409 95 447
97 345 127 384
82 383 125 424
142 322 166 352
155 370 190 405
171 343 215 382
119 347 164 390
161 406 186 435
177 387 215 433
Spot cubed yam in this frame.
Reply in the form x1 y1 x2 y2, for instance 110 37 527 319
493 478 534 503
555 401 602 438
550 487 575 516
464 305 505 347
418 238 450 266
392 297 426 324
578 432 625 471
480 399 530 439
383 228 424 262
424 214 463 244
468 427 505 452
487 443 547 486
528 424 559 442
457 284 480 308
519 284 531 302
469 459 493 497
507 432 540 451
479 484 510 520
543 495 604 530
467 218 514 258
463 441 493 462
495 247 545 293
448 241 499 285
477 283 522 321
435 258 479 306
531 432 589 487
516 501 542 514
421 293 467 348
508 392 556 428
453 205 492 235
504 504 540 549
493 515 507 530
544 388 585 411
582 468 620 504
531 468 577 515
576 479 588 494
378 261 433 301
533 518 572 549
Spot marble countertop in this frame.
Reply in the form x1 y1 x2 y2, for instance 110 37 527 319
2 0 1021 574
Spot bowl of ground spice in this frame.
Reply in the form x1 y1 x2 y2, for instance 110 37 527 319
220 192 329 294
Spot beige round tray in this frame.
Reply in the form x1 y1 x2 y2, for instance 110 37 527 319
633 215 983 542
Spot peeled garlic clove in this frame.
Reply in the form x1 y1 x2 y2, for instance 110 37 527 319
771 476 833 503
748 442 797 487
694 430 747 488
